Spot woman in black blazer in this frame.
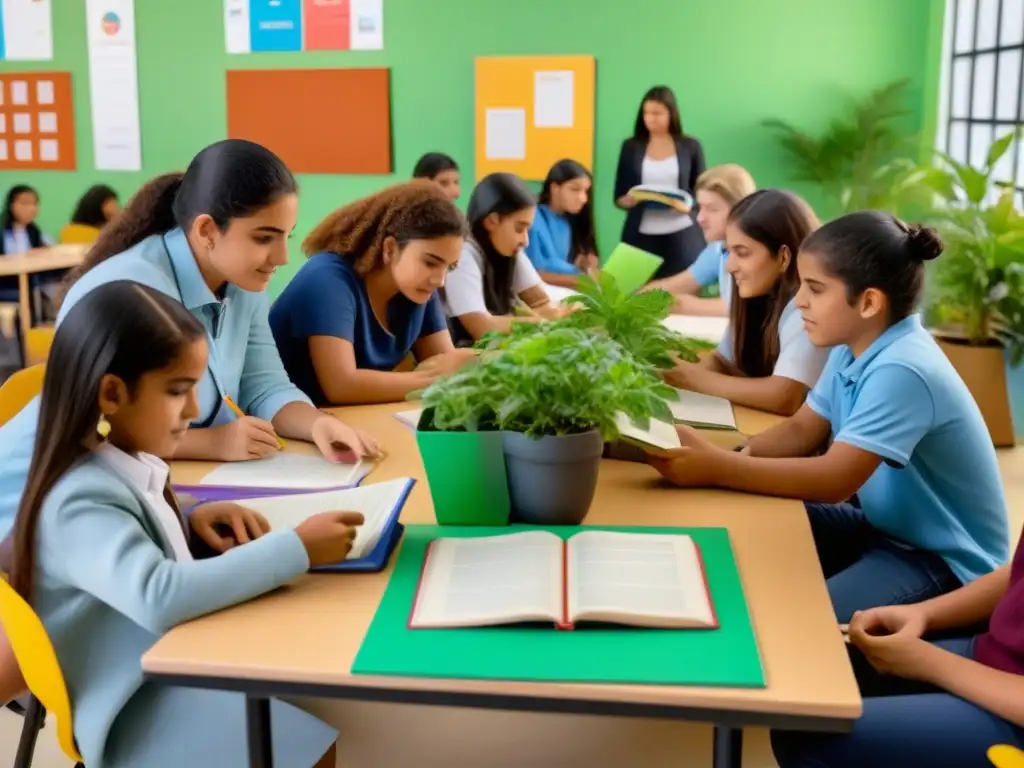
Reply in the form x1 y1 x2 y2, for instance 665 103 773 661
614 85 707 279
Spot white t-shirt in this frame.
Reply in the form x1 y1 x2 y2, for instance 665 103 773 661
97 443 194 562
443 239 542 318
638 155 691 236
717 299 829 387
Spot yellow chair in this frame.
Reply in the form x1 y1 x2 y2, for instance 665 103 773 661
24 327 55 366
0 364 45 428
0 579 82 766
990 744 1024 767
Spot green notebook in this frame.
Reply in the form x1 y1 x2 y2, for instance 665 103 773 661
602 243 664 293
352 524 764 688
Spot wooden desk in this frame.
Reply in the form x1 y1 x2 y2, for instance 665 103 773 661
147 404 859 768
0 245 88 344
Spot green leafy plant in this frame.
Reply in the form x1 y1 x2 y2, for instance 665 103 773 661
476 272 712 368
419 324 675 439
918 129 1024 363
763 79 916 214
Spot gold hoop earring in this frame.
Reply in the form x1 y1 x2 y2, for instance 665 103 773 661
96 415 111 440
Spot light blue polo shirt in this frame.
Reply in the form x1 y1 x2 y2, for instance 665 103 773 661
686 241 732 305
0 228 312 539
808 314 1009 584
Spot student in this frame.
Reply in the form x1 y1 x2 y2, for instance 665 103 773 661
648 212 1010 623
0 139 380 542
60 183 121 244
412 152 461 203
664 189 828 416
270 181 477 405
525 159 599 288
5 280 357 768
647 164 756 316
443 172 563 344
0 185 57 307
614 85 707 279
772 527 1024 766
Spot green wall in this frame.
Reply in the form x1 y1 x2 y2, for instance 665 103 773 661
0 0 945 298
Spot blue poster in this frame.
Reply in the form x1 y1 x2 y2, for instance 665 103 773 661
0 11 6 60
249 0 302 52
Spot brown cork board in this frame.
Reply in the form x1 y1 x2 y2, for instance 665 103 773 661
0 71 77 171
226 67 392 175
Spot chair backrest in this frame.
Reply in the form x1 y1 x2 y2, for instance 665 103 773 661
989 744 1024 767
0 364 45 427
24 327 55 366
0 579 81 763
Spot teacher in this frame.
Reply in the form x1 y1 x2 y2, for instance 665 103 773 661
614 85 707 279
0 138 380 539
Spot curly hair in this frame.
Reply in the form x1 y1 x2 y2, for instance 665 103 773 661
303 180 467 275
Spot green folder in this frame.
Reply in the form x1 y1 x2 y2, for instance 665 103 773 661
602 243 665 293
352 524 764 688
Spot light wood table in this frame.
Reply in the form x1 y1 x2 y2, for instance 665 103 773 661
0 245 88 345
146 403 860 768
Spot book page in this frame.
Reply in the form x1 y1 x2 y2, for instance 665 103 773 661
566 531 715 628
199 451 373 490
615 413 681 452
393 408 423 431
661 314 729 344
226 478 411 560
411 531 564 628
667 388 737 430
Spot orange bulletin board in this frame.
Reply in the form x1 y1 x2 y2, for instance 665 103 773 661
0 72 76 171
474 55 595 182
226 68 392 175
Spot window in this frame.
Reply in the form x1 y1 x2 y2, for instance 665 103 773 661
937 0 1024 204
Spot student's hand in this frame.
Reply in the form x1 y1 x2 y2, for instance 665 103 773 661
644 426 723 487
295 511 365 566
575 253 600 273
211 416 281 461
663 361 704 391
416 348 479 377
848 604 929 642
190 502 270 553
618 194 638 210
310 415 382 463
848 620 945 682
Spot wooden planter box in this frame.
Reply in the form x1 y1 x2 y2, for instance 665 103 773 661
935 334 1016 447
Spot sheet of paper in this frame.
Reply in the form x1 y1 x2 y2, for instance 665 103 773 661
614 413 681 452
0 141 8 161
1 0 54 61
13 140 31 161
534 70 574 128
349 0 384 50
542 282 577 305
230 477 411 559
667 388 737 430
35 80 54 105
11 113 29 133
248 0 302 51
394 408 423 431
223 0 251 53
37 112 56 133
199 450 373 490
10 81 28 105
85 0 142 171
39 139 58 162
661 314 729 344
485 108 526 161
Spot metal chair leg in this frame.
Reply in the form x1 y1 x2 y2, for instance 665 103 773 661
13 695 45 768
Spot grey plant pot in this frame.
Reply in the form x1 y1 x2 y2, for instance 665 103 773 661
502 429 604 526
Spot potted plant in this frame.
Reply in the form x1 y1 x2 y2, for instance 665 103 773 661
419 324 674 525
918 129 1024 446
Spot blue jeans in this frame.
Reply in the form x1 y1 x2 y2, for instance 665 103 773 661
805 502 962 623
772 638 1024 767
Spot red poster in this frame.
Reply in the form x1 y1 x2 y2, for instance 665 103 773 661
304 0 350 50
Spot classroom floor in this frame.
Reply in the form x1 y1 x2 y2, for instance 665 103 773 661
4 449 1023 768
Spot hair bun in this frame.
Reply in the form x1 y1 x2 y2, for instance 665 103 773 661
907 225 943 262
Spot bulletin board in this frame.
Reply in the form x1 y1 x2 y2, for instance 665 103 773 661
474 55 595 182
0 71 76 171
226 67 392 174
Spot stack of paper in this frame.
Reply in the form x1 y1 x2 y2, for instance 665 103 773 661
629 184 694 213
666 389 737 430
198 451 373 490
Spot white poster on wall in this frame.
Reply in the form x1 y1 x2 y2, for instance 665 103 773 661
224 0 250 54
1 0 54 61
85 0 142 171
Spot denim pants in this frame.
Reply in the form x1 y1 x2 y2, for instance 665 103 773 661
805 501 962 623
771 637 1024 767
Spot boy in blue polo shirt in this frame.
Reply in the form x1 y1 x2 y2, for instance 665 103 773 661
644 211 1010 621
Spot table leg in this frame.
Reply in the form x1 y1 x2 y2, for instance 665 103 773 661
245 695 274 768
16 273 30 350
711 725 743 768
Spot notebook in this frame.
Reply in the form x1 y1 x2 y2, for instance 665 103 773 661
198 451 373 490
615 413 681 452
410 530 716 630
667 388 737 430
224 477 415 572
602 243 664 294
628 185 694 214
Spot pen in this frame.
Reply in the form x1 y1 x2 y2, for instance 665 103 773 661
223 395 286 450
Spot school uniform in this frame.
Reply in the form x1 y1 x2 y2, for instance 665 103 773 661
613 136 707 279
772 529 1024 767
0 227 313 540
443 239 543 346
717 298 828 388
524 204 580 276
803 314 1010 622
31 447 334 768
269 252 449 405
684 241 731 307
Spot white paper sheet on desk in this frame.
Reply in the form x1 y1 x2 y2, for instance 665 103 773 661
542 283 578 305
198 452 373 490
661 314 729 344
667 388 737 430
228 478 412 559
394 408 423 431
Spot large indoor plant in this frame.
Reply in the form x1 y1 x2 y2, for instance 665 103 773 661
919 129 1024 446
419 324 674 525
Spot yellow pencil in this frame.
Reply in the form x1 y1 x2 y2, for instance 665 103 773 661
224 395 286 450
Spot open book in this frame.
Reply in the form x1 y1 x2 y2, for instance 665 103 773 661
615 413 681 452
410 530 717 630
667 388 737 430
199 451 373 490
